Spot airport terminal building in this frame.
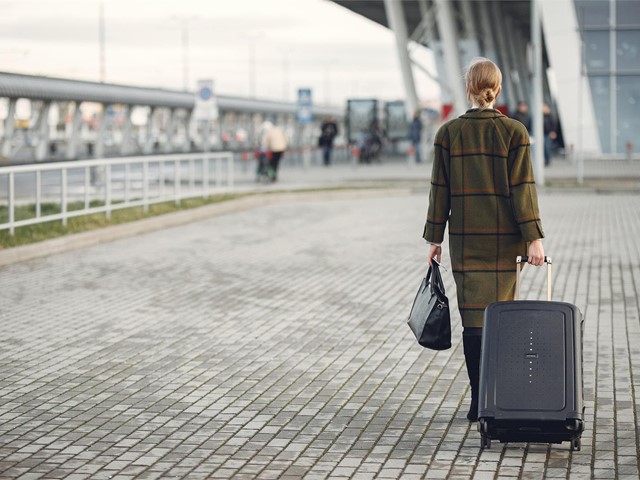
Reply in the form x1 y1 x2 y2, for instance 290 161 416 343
334 0 640 158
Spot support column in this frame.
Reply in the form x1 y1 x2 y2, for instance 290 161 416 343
383 0 419 117
476 0 498 59
531 0 545 185
183 109 193 152
489 2 517 109
35 101 52 161
434 0 467 115
120 106 134 156
515 31 532 97
66 102 83 160
504 17 525 103
458 0 482 66
95 104 108 158
1 99 17 158
164 108 175 153
143 107 156 154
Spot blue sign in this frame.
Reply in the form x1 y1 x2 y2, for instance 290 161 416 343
199 86 212 101
297 88 313 124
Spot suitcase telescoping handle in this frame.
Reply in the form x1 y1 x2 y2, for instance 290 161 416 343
515 256 552 301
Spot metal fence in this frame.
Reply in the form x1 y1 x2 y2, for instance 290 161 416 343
0 152 235 235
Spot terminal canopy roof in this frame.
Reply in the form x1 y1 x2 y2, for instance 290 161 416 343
0 72 342 117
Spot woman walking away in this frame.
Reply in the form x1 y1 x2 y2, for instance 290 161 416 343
422 58 546 422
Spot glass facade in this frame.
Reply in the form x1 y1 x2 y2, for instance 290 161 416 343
576 0 640 154
616 76 640 153
589 76 612 153
616 31 640 70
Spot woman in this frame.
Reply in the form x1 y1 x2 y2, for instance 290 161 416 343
423 58 545 422
260 121 288 182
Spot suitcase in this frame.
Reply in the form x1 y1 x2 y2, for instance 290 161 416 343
477 256 585 450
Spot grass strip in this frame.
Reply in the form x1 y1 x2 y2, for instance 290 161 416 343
0 185 389 249
0 194 243 249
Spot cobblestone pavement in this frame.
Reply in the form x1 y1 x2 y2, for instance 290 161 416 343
1 190 640 479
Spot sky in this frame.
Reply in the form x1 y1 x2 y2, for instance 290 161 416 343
0 0 439 108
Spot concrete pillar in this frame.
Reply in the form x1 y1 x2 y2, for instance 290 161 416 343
66 102 83 160
531 0 545 185
383 0 419 117
143 107 156 154
460 0 478 39
183 109 193 152
120 106 134 156
504 16 525 104
476 0 498 59
1 98 17 158
540 0 600 158
35 101 52 161
458 0 482 66
416 0 435 45
95 104 108 158
489 1 517 109
515 31 532 98
434 0 467 115
163 108 175 153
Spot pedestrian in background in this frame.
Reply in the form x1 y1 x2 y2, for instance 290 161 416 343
318 116 338 166
512 101 531 133
260 121 288 182
409 110 423 163
543 103 558 166
423 57 545 422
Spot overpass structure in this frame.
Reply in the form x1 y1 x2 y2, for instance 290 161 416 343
334 0 640 159
0 72 344 163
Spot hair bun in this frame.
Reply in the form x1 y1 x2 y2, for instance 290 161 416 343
484 89 495 103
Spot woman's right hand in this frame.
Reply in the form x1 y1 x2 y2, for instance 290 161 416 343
527 239 545 266
428 244 442 266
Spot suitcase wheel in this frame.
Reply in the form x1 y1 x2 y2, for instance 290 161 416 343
478 418 488 435
566 419 584 432
570 438 581 452
481 434 491 449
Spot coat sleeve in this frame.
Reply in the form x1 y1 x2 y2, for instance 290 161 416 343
423 126 451 244
508 125 545 242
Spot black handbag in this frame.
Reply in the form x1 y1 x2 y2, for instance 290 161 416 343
407 261 451 350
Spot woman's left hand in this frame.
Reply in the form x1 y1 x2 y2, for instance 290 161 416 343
428 244 442 266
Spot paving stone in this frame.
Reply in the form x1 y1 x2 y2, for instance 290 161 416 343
1 188 640 480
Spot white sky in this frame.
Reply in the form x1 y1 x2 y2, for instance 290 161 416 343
0 0 439 107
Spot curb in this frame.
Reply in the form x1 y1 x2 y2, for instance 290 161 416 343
0 188 412 268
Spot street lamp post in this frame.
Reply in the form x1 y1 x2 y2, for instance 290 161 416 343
171 16 197 92
247 33 265 98
99 1 105 82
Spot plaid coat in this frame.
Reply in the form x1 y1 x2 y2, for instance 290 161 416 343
423 108 545 328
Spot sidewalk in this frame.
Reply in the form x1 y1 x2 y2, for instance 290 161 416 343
0 162 639 479
232 155 640 193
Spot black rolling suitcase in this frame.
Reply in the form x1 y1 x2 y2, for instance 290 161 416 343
478 256 585 450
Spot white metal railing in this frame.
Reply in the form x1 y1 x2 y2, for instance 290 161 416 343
0 152 235 235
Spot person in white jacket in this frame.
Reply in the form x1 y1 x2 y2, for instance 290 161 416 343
260 121 288 182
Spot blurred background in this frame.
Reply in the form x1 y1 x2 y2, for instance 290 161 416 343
0 0 638 165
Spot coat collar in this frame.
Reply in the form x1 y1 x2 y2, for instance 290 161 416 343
460 108 505 119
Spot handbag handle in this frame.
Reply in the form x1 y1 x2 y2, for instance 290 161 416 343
429 262 447 300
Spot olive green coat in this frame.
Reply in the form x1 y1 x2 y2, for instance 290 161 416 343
423 109 545 328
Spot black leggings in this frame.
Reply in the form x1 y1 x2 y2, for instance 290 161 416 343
463 327 482 337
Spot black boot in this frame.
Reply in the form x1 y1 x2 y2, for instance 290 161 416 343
463 333 482 422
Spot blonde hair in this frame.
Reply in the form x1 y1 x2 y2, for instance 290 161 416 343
464 57 502 109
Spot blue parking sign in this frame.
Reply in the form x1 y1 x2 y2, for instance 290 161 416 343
297 88 313 124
